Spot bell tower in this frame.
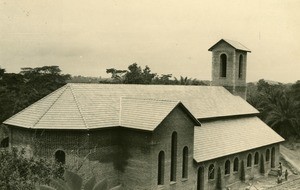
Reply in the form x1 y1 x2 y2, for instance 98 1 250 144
208 39 251 99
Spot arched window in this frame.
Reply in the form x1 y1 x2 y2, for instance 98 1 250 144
208 164 215 179
182 146 188 179
254 152 259 165
233 157 239 172
0 137 9 148
170 132 177 181
55 150 66 164
158 151 165 185
220 54 227 77
225 160 230 175
266 149 270 161
238 54 243 78
271 147 275 168
247 154 252 167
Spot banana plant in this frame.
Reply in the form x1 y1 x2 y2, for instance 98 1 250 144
36 170 121 190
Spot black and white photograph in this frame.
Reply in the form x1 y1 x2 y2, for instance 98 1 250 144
0 0 300 189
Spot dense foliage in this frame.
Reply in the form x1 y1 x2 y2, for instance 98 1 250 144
37 170 121 190
247 79 300 139
0 66 70 124
0 148 63 190
105 63 209 85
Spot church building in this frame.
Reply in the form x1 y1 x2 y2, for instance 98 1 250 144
3 39 284 190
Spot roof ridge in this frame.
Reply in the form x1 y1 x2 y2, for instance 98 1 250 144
67 83 215 88
32 85 68 128
223 39 251 51
3 84 68 126
69 84 89 130
121 97 180 103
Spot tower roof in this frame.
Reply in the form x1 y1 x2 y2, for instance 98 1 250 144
208 39 251 52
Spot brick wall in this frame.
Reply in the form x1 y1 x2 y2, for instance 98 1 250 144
150 106 196 190
211 41 248 99
9 126 120 186
7 109 279 190
195 144 280 190
7 105 198 190
117 128 152 190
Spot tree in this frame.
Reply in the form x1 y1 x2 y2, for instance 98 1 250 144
291 80 300 102
106 68 127 83
124 63 144 84
153 74 173 85
0 66 70 123
37 170 121 190
0 66 5 78
0 148 63 189
175 76 191 85
106 63 208 85
106 63 157 84
142 65 156 84
174 76 208 86
247 79 300 138
257 79 271 93
261 88 300 138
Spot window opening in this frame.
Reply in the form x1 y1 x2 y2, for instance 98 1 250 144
247 154 252 167
220 54 227 77
158 151 165 185
225 160 230 175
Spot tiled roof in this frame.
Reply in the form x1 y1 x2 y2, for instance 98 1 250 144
120 98 200 131
208 39 251 52
4 83 258 130
194 116 284 162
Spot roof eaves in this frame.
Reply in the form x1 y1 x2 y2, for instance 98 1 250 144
208 39 251 52
223 39 251 52
155 101 201 131
3 84 68 128
194 140 285 163
153 100 181 131
197 112 260 122
208 39 226 51
177 102 202 126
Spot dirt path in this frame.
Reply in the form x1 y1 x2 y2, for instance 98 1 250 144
280 145 300 172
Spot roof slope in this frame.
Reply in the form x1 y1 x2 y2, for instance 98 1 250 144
4 83 258 130
208 39 251 52
120 98 200 131
194 116 284 162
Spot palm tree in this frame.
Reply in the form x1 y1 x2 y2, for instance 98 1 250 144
261 88 300 138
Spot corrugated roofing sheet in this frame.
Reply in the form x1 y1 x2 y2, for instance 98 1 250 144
194 116 284 162
4 83 258 130
209 39 251 52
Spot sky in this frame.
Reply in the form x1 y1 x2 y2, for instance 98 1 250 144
0 0 299 83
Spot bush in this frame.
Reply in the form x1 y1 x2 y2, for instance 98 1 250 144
37 170 122 190
0 147 63 189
